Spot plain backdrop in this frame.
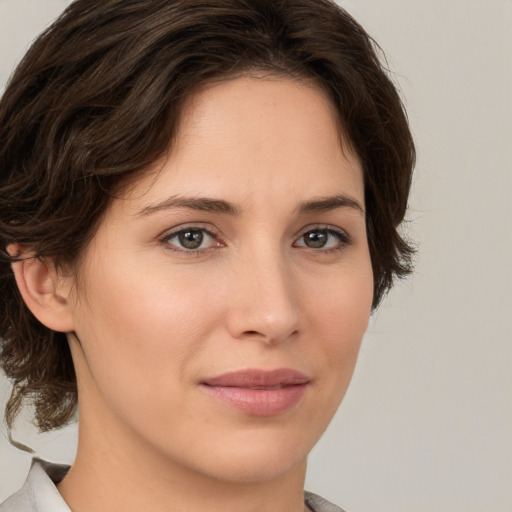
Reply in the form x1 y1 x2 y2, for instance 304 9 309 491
0 1 511 511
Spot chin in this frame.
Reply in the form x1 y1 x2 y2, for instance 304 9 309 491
178 428 313 484
199 450 308 484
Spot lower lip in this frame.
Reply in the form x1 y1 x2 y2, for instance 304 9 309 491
201 383 308 416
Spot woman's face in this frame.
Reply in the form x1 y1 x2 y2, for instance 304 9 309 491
65 76 374 483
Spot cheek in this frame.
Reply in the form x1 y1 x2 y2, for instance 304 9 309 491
308 260 373 381
71 259 224 396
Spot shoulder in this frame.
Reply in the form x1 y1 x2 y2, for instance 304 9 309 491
0 459 70 512
304 490 348 512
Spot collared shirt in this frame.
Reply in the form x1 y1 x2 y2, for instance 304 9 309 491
0 459 346 512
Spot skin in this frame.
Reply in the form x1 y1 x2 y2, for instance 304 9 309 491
13 76 374 512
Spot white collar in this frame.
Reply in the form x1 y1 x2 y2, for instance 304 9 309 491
2 459 344 512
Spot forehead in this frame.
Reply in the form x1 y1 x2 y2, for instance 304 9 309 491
117 75 363 213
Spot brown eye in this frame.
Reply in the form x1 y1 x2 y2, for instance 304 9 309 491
294 227 350 252
163 227 219 252
178 229 204 249
303 230 329 248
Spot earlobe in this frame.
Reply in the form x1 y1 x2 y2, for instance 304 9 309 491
9 245 75 333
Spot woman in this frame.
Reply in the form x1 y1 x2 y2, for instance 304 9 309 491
0 0 415 511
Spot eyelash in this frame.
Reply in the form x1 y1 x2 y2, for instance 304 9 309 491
160 224 352 255
293 225 352 254
160 224 222 256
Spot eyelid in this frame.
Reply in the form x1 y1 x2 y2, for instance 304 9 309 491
160 223 224 253
294 224 351 240
293 224 352 251
158 222 352 255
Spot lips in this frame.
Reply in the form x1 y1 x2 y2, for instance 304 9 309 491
202 368 309 388
201 368 310 416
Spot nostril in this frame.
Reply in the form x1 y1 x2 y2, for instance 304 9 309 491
243 330 264 336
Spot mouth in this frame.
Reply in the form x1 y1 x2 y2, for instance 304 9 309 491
200 368 310 416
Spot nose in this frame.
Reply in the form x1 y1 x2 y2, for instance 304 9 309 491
225 249 300 345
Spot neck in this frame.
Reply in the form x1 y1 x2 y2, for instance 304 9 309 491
58 401 308 512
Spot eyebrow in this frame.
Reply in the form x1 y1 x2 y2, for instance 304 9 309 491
297 195 365 215
137 195 241 216
136 193 364 217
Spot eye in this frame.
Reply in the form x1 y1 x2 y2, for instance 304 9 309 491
294 227 350 252
162 227 221 252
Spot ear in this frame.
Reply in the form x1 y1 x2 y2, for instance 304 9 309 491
8 244 75 333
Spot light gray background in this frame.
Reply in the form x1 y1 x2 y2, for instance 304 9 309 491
1 1 511 511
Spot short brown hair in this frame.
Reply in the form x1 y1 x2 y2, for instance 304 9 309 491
0 0 415 433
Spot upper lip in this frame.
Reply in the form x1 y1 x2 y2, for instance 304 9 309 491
202 368 310 388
